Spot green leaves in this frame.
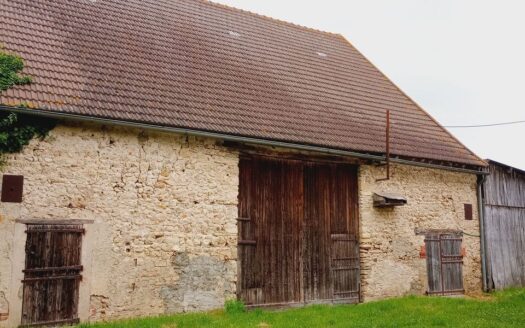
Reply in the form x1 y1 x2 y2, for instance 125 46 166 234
0 50 32 92
0 50 55 166
224 299 246 314
0 111 56 154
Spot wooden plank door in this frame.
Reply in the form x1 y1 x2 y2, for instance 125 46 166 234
21 224 84 327
238 157 304 305
303 163 359 303
425 233 464 295
238 156 360 306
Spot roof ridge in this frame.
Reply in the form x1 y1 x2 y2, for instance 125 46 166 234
203 0 340 38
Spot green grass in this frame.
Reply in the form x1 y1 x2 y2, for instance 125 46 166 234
77 289 525 328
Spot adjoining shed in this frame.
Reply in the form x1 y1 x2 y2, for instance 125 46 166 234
482 160 525 290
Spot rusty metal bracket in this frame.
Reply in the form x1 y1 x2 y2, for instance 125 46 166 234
376 110 391 182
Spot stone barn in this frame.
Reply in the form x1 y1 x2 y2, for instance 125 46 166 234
0 0 487 326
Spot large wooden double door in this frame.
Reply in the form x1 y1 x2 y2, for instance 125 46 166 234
238 156 360 306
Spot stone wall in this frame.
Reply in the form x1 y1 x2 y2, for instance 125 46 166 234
0 122 239 325
359 164 482 300
0 121 483 325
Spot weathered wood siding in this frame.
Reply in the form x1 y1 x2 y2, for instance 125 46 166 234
425 233 464 295
484 162 525 289
238 156 360 306
21 224 83 326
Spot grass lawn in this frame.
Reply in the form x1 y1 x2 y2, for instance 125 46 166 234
77 289 525 328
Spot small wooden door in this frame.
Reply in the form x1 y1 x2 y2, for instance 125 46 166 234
238 156 360 306
425 233 464 295
21 224 84 326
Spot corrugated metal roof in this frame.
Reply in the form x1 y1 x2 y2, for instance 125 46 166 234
0 0 486 167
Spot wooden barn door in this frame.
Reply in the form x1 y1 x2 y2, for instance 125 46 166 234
238 158 304 305
21 224 84 326
238 156 359 306
304 163 360 303
425 233 464 295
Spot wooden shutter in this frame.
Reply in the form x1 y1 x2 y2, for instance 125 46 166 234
21 224 84 326
425 233 464 295
330 234 360 302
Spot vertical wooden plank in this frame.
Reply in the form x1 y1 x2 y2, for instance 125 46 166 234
303 163 332 301
238 157 359 306
21 225 83 326
440 235 464 293
483 162 525 290
329 164 360 303
238 157 304 305
303 163 359 303
425 235 442 294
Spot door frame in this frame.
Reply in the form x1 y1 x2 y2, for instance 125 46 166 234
7 219 94 327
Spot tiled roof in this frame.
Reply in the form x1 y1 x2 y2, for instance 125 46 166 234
0 0 485 167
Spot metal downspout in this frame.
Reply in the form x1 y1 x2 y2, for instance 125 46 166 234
477 174 489 292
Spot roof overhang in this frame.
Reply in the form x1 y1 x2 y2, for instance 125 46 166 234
0 105 488 175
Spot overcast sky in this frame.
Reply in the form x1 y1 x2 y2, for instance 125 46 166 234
214 0 525 169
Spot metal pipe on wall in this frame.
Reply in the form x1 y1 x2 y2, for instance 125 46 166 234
477 174 489 292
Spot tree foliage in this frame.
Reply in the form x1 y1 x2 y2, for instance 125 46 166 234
0 50 56 164
0 111 56 154
0 50 32 91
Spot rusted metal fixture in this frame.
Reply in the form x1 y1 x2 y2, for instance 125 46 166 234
464 204 473 220
373 192 407 207
376 110 391 182
1 174 24 203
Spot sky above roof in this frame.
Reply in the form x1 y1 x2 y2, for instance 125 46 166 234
214 0 525 170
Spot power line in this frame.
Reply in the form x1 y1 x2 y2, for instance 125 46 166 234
444 120 525 128
389 119 525 130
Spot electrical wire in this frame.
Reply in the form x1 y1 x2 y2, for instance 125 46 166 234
444 120 525 128
381 118 525 130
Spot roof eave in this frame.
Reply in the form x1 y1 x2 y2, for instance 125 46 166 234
0 105 488 175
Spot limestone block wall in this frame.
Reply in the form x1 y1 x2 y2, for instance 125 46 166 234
0 122 239 325
358 164 482 300
0 121 484 325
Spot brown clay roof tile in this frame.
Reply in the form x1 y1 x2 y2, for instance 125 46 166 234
0 0 485 167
